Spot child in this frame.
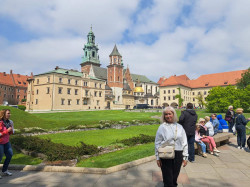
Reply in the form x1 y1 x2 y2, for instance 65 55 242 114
195 124 207 158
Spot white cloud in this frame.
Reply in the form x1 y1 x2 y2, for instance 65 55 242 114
0 0 250 82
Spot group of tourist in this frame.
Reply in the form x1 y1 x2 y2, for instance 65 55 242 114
0 109 13 179
155 104 250 187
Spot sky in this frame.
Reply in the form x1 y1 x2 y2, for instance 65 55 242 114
0 0 250 82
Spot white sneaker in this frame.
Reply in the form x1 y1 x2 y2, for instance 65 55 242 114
2 170 12 176
238 146 241 149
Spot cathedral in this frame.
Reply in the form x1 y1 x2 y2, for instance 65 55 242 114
26 28 159 111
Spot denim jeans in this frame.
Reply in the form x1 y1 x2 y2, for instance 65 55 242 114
0 142 13 172
187 135 195 162
236 125 246 148
196 141 206 153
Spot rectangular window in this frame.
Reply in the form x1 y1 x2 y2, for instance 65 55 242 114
164 96 166 101
47 77 50 83
95 83 97 88
173 96 175 100
68 79 71 84
94 91 97 97
77 99 80 105
75 80 78 85
58 87 62 94
85 90 89 96
168 96 170 100
204 91 207 95
83 98 88 105
36 89 39 95
193 98 195 101
99 92 102 97
68 99 71 105
173 90 175 93
193 92 195 95
84 82 88 86
75 89 78 95
164 90 166 94
35 99 38 104
67 88 71 95
47 87 50 94
59 78 62 83
61 99 65 105
99 84 102 88
17 89 20 93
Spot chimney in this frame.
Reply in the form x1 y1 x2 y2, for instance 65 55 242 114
55 66 59 70
10 70 13 74
3 72 6 76
31 72 33 77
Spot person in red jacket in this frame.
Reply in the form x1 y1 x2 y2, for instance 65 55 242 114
0 109 14 179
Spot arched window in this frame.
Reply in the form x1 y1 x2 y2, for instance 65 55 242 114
118 76 120 81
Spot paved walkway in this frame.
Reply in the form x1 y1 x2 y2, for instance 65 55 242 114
1 137 250 187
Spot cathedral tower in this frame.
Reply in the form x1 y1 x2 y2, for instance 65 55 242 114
107 45 124 104
80 27 100 73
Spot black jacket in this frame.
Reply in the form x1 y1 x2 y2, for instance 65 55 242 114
178 109 198 136
235 114 250 127
199 125 209 136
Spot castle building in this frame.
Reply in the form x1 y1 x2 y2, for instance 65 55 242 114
0 70 30 105
26 28 159 111
158 70 245 108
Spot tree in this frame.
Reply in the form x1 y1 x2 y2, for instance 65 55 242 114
236 68 250 89
205 85 249 112
175 87 184 108
195 92 205 108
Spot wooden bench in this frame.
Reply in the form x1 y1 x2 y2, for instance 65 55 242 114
194 132 234 150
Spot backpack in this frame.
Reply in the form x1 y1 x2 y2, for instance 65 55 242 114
247 136 250 149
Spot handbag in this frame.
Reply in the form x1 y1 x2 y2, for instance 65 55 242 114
158 124 177 159
225 116 231 121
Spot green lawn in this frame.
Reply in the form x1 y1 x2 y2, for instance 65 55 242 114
39 125 159 147
1 148 42 165
77 143 155 168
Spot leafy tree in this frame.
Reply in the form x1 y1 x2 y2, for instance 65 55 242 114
205 85 249 113
236 68 250 89
175 87 184 108
195 92 205 108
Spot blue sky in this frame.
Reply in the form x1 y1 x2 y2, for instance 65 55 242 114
0 0 249 82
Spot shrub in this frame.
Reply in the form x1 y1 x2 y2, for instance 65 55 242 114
10 135 100 161
18 105 26 111
117 134 155 146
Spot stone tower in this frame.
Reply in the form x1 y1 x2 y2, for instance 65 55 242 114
80 27 100 73
107 45 124 104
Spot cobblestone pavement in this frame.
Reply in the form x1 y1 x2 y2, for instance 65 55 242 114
1 136 250 187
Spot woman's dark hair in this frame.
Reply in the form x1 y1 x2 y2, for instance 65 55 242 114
187 103 193 109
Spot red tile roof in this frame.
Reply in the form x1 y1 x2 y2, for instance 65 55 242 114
0 71 30 87
159 70 246 88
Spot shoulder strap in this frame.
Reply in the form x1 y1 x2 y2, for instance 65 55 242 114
174 124 178 142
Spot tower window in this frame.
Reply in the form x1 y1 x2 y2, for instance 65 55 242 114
92 51 95 57
85 51 87 57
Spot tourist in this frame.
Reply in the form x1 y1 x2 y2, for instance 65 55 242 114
211 114 222 135
198 118 220 156
204 116 214 136
217 114 228 132
0 109 14 179
195 124 207 158
178 103 197 162
225 106 235 133
155 106 188 187
235 108 250 150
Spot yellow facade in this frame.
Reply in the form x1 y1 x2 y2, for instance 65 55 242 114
26 71 106 111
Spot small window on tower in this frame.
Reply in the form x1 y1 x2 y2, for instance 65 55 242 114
92 51 95 57
85 51 87 57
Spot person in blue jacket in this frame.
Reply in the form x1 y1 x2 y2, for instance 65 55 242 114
217 114 228 132
211 114 222 134
235 108 250 150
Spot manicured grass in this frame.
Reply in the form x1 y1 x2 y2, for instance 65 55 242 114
32 110 160 128
77 143 155 168
39 125 159 147
1 148 42 165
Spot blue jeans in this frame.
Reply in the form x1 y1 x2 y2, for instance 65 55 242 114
195 141 206 153
0 142 13 172
187 135 195 161
236 125 246 148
